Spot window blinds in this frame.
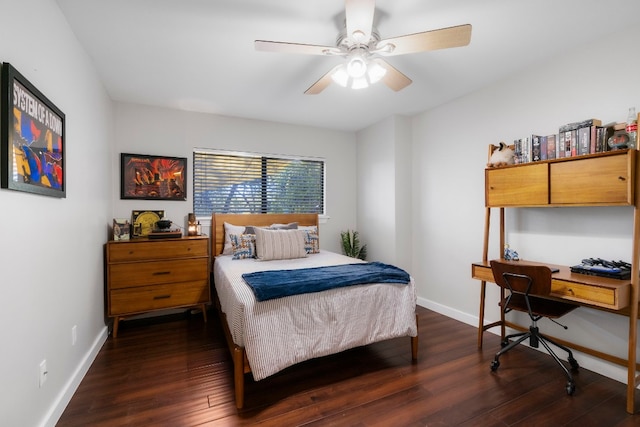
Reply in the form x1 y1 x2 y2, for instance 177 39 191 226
193 150 324 217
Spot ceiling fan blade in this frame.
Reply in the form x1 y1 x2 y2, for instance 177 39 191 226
304 65 342 95
345 0 375 44
255 40 343 56
371 58 412 91
376 24 472 56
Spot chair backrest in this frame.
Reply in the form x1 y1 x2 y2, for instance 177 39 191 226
490 260 553 297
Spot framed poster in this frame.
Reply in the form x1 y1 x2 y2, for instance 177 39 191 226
0 62 66 197
120 153 187 200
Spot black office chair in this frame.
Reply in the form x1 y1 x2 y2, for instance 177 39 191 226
489 260 580 395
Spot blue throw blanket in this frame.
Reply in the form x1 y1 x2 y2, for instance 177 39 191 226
242 261 410 301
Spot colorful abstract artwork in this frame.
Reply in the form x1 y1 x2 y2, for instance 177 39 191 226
1 63 66 197
120 153 186 200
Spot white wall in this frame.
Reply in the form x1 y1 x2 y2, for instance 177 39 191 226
0 1 114 426
113 103 357 254
356 115 412 271
409 24 640 383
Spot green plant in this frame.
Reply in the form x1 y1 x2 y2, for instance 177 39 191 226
340 230 367 260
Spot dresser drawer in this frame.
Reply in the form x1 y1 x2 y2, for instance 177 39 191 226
109 258 208 289
109 280 209 315
108 238 208 262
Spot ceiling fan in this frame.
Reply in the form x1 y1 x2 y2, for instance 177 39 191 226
255 0 472 94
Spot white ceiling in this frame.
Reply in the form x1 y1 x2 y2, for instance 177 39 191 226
55 0 640 132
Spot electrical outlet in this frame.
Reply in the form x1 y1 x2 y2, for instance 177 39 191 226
39 360 48 388
72 325 77 346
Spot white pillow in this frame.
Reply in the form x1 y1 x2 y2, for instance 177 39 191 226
254 228 307 261
223 222 246 255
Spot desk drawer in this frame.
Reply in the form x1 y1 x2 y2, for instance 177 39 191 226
551 279 627 310
109 280 209 315
471 263 495 282
109 258 208 289
471 262 629 310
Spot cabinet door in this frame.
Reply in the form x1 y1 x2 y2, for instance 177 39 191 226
550 153 634 205
485 163 548 207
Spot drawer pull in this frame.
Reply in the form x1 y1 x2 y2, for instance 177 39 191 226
152 271 171 276
619 176 626 181
153 295 171 300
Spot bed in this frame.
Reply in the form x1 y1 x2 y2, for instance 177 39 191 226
210 213 418 409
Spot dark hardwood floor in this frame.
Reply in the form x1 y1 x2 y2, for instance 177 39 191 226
58 306 640 426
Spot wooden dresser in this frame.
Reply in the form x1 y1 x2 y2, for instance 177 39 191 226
105 236 210 337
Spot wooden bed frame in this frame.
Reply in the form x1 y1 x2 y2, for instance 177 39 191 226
210 213 418 409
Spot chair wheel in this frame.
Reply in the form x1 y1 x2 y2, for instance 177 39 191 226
568 356 579 371
490 359 500 371
566 381 575 395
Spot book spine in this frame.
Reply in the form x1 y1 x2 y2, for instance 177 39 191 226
547 134 557 159
590 125 597 154
531 135 541 161
558 132 565 158
570 130 577 157
540 135 548 160
577 126 590 156
595 127 605 153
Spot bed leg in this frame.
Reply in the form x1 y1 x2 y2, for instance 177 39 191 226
233 346 245 409
411 314 418 360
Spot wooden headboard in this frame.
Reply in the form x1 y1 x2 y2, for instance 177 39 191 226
210 213 319 257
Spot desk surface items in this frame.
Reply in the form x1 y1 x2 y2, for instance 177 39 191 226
473 142 640 414
105 236 210 337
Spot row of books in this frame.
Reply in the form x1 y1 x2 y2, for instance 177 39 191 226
513 118 615 164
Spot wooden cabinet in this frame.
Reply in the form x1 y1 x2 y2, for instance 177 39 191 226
485 149 635 207
106 236 210 337
486 162 548 206
476 147 640 414
550 153 634 205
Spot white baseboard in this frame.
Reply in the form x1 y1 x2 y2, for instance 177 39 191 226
416 297 630 387
40 326 109 427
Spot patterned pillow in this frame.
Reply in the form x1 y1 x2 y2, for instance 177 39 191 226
229 233 256 260
301 228 319 254
254 228 307 260
223 222 246 255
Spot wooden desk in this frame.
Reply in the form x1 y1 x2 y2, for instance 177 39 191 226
471 259 640 406
477 148 640 413
472 260 631 311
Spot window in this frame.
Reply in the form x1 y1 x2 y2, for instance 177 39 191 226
193 149 325 217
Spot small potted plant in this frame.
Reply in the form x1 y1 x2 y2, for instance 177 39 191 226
340 230 367 260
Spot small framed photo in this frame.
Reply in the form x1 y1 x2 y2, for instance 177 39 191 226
113 218 131 241
120 153 186 200
1 62 66 197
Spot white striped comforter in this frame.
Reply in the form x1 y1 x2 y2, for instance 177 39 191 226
213 250 417 381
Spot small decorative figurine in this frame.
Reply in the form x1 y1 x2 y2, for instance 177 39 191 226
504 244 519 261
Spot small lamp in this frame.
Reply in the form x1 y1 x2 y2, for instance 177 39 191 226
187 213 197 236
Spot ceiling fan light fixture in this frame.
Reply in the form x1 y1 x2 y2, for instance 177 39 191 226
367 61 387 84
331 66 350 87
346 56 367 78
351 76 369 90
